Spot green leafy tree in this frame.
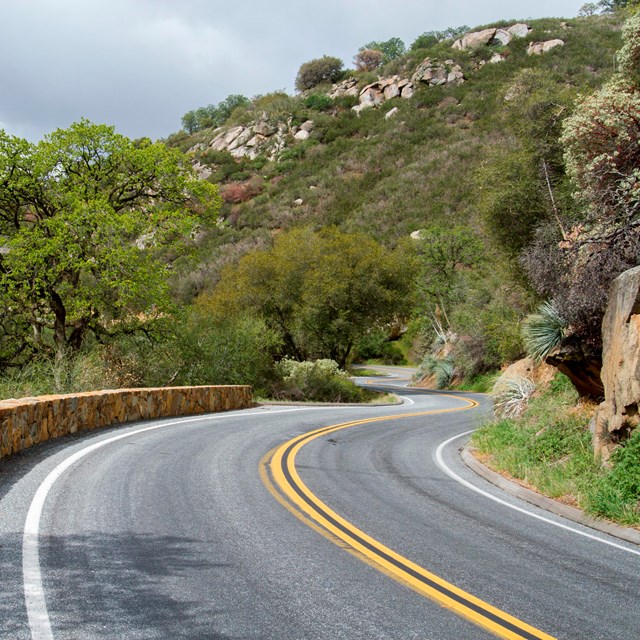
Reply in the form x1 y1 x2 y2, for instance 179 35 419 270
477 69 578 257
295 56 344 92
0 120 220 366
201 227 412 367
410 26 469 50
360 37 406 64
415 225 483 309
181 94 249 133
181 110 198 134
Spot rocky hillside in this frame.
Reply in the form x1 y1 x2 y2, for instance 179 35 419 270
164 12 624 374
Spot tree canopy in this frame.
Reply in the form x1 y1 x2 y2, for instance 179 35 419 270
359 37 406 64
0 120 220 366
295 56 344 92
181 94 250 134
200 227 413 367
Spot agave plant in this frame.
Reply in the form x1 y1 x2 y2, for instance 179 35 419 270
522 301 567 362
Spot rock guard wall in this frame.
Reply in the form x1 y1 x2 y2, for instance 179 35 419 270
0 385 253 459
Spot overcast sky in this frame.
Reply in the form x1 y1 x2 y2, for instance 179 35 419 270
1 0 586 142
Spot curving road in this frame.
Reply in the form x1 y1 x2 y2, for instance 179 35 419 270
0 369 639 639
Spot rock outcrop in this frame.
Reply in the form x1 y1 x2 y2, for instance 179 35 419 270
351 60 464 114
206 116 309 160
452 23 531 50
328 78 360 99
592 266 640 457
527 39 565 55
412 58 464 86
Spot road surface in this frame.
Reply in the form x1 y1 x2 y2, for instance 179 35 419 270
0 369 638 639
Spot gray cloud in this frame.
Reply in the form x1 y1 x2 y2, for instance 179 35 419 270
0 0 585 141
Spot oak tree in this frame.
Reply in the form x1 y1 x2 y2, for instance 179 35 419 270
0 120 220 366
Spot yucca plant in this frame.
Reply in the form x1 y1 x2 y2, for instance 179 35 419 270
420 354 455 389
522 301 568 361
493 376 536 418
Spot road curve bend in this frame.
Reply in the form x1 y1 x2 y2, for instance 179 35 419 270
0 370 638 639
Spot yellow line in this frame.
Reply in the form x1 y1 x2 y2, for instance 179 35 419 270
261 396 556 640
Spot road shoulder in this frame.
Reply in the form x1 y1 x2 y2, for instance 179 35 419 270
462 445 640 546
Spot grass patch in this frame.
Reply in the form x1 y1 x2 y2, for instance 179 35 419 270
348 367 391 377
454 371 499 393
472 374 640 527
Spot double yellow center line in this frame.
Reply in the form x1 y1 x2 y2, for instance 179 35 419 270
260 400 556 640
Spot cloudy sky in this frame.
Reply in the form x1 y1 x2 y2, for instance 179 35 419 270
1 0 586 142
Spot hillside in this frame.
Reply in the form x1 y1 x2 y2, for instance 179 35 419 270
163 13 624 376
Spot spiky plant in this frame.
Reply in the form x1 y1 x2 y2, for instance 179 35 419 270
493 376 536 418
522 301 567 361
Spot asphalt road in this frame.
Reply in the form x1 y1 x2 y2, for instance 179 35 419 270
1 370 639 639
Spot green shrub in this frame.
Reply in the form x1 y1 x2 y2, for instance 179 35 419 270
295 56 344 91
273 358 367 402
0 350 120 399
586 429 640 525
304 93 334 111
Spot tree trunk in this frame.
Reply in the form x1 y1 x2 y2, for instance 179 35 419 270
48 288 67 362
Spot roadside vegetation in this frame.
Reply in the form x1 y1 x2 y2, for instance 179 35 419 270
1 6 639 425
472 373 640 527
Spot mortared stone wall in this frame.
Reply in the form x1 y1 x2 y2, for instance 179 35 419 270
0 385 253 459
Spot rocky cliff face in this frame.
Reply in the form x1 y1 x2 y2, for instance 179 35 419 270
592 266 640 457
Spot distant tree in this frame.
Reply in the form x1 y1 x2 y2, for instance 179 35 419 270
181 110 198 134
295 56 344 92
415 225 483 310
354 48 384 71
0 120 220 366
597 0 638 11
410 26 469 50
477 69 577 257
359 37 406 64
579 3 599 15
181 94 249 133
200 227 412 367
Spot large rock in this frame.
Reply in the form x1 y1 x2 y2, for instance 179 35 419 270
493 29 512 46
508 23 531 38
412 59 464 86
453 28 496 50
329 77 359 98
453 23 531 50
527 39 565 55
592 266 640 457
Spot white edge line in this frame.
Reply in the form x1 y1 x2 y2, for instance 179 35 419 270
434 430 640 557
22 406 318 640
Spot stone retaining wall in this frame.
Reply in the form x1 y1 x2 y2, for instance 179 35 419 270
0 385 253 459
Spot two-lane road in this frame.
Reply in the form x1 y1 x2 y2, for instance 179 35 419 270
1 370 638 638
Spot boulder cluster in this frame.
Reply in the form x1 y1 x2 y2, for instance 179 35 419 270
330 59 465 114
452 23 531 49
190 21 567 162
451 23 564 59
192 117 315 161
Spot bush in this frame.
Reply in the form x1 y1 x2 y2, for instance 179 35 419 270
303 93 334 111
273 358 367 402
586 428 640 525
295 56 344 92
106 312 280 395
